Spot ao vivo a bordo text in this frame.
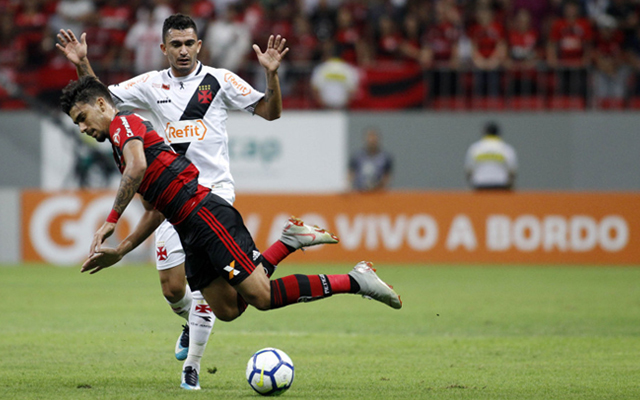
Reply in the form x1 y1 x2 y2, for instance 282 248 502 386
247 213 627 253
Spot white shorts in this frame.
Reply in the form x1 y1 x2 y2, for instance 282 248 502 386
154 185 235 270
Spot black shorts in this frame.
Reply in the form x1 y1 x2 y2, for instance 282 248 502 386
174 193 263 291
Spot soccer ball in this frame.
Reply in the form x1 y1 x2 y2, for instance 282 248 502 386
246 348 294 396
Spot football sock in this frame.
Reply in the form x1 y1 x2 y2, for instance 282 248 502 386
269 274 359 309
262 241 296 276
167 284 192 320
184 290 214 373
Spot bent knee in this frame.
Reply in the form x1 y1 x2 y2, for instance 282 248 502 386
161 282 186 302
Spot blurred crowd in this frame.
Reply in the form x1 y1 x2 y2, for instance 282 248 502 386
2 0 640 109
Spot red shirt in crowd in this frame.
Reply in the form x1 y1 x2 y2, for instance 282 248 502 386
423 21 461 63
468 21 505 59
549 18 593 63
508 28 538 61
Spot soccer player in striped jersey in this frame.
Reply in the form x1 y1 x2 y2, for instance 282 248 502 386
56 14 337 389
60 76 402 389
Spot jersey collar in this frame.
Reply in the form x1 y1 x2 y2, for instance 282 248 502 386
167 61 203 80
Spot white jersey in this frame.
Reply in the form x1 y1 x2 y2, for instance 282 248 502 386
465 136 518 188
108 62 264 193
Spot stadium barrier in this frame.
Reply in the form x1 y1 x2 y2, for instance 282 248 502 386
16 190 640 266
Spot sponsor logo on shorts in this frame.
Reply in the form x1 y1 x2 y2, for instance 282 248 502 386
165 120 207 144
224 260 240 280
252 250 261 261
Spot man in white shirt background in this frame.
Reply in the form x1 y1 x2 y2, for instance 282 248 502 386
465 122 518 190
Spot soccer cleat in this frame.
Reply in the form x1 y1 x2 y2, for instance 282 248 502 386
280 217 339 250
348 261 402 309
181 366 201 390
175 324 189 361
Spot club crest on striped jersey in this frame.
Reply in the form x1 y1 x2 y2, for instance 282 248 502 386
165 120 207 143
224 260 240 280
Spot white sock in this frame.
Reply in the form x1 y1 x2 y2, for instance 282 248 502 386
184 290 215 373
167 285 192 320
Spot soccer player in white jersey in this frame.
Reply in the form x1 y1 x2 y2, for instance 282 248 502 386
56 14 338 390
464 122 518 190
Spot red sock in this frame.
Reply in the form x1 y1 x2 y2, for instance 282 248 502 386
263 241 294 266
326 274 352 293
270 274 354 309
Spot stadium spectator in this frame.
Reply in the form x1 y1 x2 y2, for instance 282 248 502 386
310 41 360 109
98 0 132 47
123 6 167 75
0 10 27 107
422 1 463 99
506 8 540 96
375 15 403 62
334 5 368 65
627 25 640 97
592 16 628 103
510 0 551 33
203 4 252 72
547 0 593 99
399 13 423 67
349 127 393 192
1 11 27 72
309 0 338 42
288 13 321 64
83 15 118 77
468 7 507 97
605 0 639 44
49 0 95 38
465 122 517 190
16 0 49 69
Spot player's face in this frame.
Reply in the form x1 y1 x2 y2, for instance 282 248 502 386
161 28 202 77
69 99 111 143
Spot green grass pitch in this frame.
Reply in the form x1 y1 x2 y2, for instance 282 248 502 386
1 263 640 399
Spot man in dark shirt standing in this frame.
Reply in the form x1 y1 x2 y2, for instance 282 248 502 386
349 128 393 192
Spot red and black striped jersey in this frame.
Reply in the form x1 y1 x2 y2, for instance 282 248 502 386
109 111 209 225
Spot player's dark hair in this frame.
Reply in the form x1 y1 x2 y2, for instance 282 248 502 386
162 14 198 43
60 76 114 115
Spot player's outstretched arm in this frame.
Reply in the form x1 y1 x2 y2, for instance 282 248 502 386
253 35 289 121
55 29 96 78
81 203 164 274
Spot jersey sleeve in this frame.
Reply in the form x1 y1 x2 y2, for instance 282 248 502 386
110 114 146 152
108 71 158 111
218 69 265 113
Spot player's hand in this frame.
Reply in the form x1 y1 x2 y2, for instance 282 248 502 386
253 35 289 73
81 248 123 274
55 29 88 65
89 221 116 257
